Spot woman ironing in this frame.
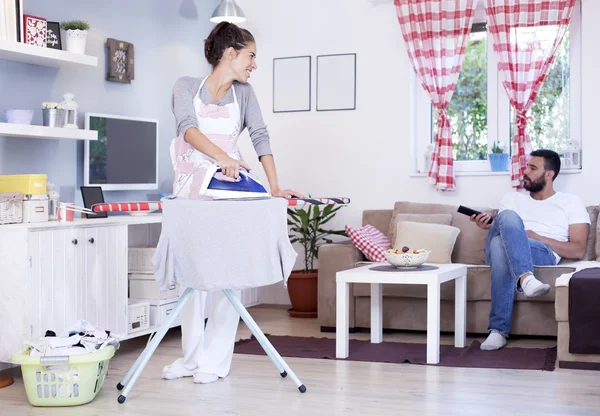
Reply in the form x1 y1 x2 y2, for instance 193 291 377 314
164 22 302 384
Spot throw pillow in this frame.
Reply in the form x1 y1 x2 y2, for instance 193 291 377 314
387 213 453 244
346 224 391 262
394 221 461 264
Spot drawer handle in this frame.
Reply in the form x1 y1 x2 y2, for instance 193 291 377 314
89 238 95 244
72 239 78 245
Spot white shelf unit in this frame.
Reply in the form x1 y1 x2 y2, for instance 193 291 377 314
0 40 98 141
0 122 98 141
122 323 181 341
0 213 260 363
0 215 160 363
0 39 98 68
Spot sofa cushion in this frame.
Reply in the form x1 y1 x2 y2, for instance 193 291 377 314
393 221 460 263
587 206 600 261
346 224 391 262
362 210 394 236
391 201 496 265
555 285 569 322
387 213 452 244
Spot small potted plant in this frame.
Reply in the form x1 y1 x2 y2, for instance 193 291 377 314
41 101 65 127
61 20 90 54
287 203 347 318
488 140 509 172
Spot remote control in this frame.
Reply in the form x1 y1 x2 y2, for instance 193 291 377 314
457 205 493 224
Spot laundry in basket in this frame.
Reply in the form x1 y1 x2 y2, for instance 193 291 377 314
11 320 119 407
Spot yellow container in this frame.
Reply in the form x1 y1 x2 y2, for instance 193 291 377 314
0 174 47 195
11 344 117 407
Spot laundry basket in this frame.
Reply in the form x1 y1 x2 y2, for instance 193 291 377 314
11 344 118 407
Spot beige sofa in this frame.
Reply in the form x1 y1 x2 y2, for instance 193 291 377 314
318 201 600 337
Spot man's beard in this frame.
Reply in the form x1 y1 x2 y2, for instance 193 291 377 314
523 175 546 193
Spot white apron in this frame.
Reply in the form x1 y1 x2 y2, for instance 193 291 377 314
163 77 244 380
170 76 243 199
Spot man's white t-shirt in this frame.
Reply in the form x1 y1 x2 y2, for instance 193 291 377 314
499 191 590 263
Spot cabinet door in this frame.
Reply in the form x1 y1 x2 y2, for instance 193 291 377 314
28 225 128 339
79 225 128 336
28 229 80 338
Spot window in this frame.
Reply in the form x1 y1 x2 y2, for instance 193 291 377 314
412 1 581 174
432 23 488 163
510 27 571 153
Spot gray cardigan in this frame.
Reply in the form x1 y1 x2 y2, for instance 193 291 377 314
171 76 273 158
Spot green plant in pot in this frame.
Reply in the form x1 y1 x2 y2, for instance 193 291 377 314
488 140 509 172
287 203 347 318
61 20 91 55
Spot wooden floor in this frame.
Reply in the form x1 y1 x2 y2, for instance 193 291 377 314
1 305 599 415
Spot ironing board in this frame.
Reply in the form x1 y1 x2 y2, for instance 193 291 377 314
99 196 350 404
90 197 351 213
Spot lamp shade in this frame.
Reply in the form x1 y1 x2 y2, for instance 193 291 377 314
210 0 246 23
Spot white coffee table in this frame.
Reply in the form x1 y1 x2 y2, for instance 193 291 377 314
335 262 467 364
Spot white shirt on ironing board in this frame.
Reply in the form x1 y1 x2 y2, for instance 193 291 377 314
499 191 590 263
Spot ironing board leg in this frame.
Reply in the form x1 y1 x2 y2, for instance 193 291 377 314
223 289 306 393
117 287 194 404
226 291 286 377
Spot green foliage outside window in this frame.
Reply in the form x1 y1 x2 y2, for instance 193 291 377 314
433 28 571 160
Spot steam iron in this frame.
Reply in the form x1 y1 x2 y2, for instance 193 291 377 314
199 164 271 200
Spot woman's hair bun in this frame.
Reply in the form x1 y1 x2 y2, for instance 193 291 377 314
204 22 255 68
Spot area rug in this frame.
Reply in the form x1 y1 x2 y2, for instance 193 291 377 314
234 335 557 371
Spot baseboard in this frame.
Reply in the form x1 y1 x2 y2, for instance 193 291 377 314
0 364 20 378
321 325 558 338
559 360 600 371
320 326 357 334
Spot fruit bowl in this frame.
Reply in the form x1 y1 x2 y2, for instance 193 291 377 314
384 247 430 268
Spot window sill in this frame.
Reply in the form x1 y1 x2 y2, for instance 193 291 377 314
409 168 582 178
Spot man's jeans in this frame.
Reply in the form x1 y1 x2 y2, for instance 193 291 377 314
484 210 556 337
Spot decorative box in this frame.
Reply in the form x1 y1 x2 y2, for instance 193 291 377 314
23 14 47 47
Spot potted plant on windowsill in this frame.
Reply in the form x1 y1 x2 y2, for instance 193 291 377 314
287 203 347 318
61 20 90 55
488 140 509 172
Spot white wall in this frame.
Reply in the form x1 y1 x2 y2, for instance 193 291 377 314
235 0 600 304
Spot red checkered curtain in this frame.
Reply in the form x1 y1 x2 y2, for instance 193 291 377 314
395 0 477 191
485 0 575 188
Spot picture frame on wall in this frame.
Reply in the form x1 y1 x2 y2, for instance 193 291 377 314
272 56 311 113
316 53 356 111
46 21 62 50
107 38 135 83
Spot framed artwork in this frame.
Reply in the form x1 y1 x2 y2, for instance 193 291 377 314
23 14 47 47
107 38 135 83
272 56 311 113
46 21 62 50
316 53 357 111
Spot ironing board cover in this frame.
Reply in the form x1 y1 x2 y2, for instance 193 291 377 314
152 197 298 292
91 197 350 212
92 202 162 212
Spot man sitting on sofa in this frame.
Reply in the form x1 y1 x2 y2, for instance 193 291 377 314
472 149 590 351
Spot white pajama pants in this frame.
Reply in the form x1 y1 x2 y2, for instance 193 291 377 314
163 288 240 378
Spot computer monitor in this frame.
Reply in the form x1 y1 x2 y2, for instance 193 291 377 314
84 113 159 191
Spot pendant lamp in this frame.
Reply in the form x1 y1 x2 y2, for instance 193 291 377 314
210 0 246 23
